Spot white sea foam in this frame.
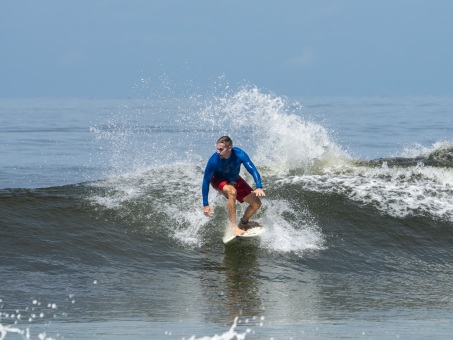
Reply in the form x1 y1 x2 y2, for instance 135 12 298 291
259 200 324 253
282 162 453 222
400 140 453 158
88 162 207 232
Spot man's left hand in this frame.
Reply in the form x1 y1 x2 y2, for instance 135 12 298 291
252 188 266 197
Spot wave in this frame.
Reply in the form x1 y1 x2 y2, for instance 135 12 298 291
32 88 453 249
85 163 325 254
85 86 348 252
1 156 451 265
3 87 452 259
360 141 453 168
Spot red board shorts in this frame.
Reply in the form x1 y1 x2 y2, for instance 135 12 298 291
210 176 253 203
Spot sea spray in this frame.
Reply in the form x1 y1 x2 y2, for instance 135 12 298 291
187 317 250 340
260 200 324 253
89 82 342 252
88 86 331 252
196 86 349 176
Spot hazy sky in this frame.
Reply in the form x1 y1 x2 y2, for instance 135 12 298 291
1 0 452 98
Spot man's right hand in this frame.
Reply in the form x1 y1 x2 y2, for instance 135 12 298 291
203 205 213 217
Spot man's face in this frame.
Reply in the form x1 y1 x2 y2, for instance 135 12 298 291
216 142 232 159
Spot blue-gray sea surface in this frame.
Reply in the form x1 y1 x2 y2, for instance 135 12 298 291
1 91 453 339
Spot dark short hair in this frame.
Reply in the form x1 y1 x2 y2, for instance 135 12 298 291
216 136 233 147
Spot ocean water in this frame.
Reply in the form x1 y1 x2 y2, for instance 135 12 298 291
1 87 453 339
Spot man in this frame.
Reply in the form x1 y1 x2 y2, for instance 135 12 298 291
202 136 265 236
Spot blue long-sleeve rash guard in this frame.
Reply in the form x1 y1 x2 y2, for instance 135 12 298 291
202 147 262 206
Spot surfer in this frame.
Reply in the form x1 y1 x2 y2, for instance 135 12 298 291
202 136 265 236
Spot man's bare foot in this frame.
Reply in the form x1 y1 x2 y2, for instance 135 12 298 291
232 226 246 236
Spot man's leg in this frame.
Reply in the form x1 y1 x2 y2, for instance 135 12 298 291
222 184 245 235
241 193 262 224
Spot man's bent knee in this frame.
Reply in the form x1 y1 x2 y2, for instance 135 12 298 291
244 194 261 208
223 185 237 199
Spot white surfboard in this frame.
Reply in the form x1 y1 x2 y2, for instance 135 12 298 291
222 226 266 244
